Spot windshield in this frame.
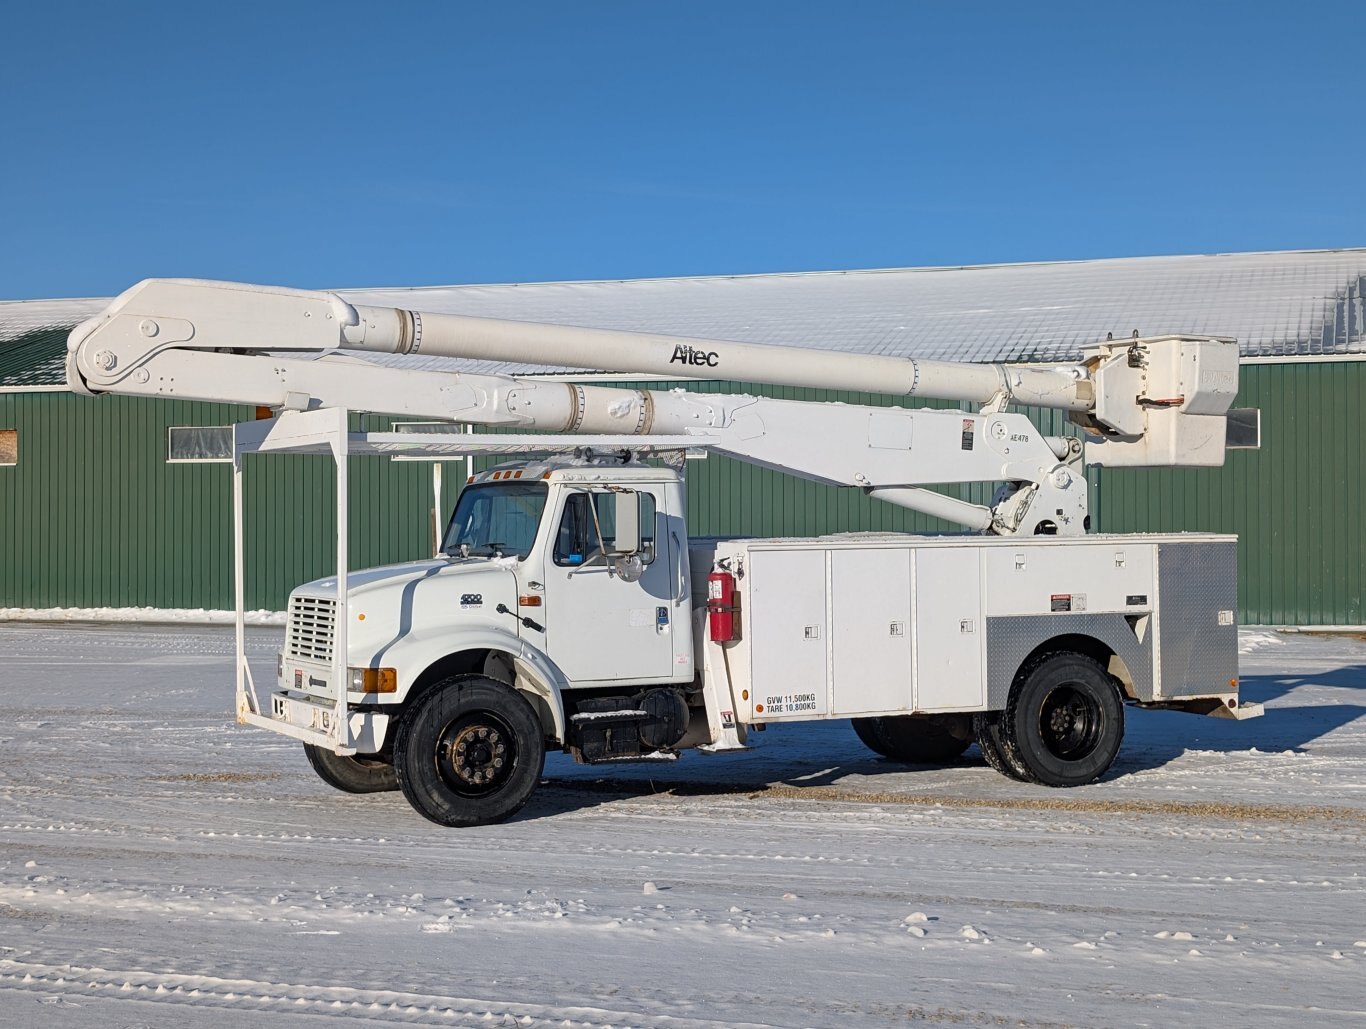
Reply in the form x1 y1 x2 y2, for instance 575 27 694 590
437 481 543 557
441 481 548 560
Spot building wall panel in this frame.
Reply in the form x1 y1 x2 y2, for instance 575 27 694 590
1092 362 1364 625
0 395 440 611
2 363 1360 624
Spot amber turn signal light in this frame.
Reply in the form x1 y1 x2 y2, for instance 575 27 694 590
348 667 397 693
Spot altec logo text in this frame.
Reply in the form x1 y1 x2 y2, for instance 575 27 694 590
669 343 720 368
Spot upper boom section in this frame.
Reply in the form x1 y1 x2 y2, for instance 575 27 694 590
342 292 1094 413
68 278 1095 407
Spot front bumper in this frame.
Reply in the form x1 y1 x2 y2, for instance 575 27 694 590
267 691 392 753
278 654 397 704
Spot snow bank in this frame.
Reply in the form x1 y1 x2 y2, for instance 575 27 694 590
1239 631 1286 653
0 606 286 626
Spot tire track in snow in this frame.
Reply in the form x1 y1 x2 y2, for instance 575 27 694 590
0 957 782 1028
539 778 1366 824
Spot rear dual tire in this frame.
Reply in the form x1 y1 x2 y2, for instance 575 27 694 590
984 651 1125 787
852 715 971 764
972 713 1033 782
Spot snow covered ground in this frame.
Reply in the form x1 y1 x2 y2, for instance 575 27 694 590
0 623 1363 1028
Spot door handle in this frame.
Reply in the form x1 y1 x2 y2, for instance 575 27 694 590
672 531 685 603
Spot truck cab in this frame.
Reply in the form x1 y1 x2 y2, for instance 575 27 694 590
275 459 697 783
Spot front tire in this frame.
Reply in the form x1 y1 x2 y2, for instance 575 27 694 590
394 675 545 827
303 743 399 794
999 652 1125 787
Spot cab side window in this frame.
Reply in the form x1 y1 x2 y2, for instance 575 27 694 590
553 491 657 567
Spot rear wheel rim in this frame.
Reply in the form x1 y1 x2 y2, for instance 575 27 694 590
1036 683 1102 761
435 712 517 797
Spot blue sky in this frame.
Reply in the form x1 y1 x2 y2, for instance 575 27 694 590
3 2 1363 299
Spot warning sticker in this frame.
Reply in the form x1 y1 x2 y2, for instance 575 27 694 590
1050 594 1072 612
961 419 975 451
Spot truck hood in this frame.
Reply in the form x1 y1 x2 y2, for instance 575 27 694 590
296 557 519 600
290 557 525 667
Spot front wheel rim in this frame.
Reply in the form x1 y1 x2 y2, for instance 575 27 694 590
435 712 518 797
1036 683 1103 761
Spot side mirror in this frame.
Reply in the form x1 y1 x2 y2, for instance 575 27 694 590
611 555 644 583
611 491 640 556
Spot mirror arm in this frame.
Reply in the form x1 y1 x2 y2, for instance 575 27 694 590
584 489 617 577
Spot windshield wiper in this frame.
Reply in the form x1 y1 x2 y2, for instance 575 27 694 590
443 541 501 559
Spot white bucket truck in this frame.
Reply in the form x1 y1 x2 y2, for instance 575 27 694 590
67 279 1261 825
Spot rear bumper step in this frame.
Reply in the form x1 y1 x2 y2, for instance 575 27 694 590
1137 697 1264 720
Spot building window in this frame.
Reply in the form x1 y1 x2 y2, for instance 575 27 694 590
0 429 16 466
167 425 233 463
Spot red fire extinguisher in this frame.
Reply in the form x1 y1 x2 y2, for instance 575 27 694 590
707 566 739 642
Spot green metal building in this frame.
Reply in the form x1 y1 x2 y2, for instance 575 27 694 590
2 250 1363 624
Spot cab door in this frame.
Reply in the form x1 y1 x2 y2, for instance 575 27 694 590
542 486 680 683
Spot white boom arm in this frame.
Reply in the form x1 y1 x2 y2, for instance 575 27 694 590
66 278 1243 536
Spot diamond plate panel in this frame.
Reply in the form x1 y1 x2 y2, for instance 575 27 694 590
1156 542 1239 698
985 612 1155 710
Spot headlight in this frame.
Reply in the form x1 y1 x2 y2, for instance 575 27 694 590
347 667 397 694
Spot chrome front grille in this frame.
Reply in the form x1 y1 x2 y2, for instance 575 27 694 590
286 595 336 663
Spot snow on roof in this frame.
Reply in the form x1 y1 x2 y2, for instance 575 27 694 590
0 297 107 387
4 249 1365 387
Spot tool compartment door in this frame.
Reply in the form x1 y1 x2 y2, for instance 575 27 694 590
830 548 913 715
913 547 985 711
747 549 829 719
